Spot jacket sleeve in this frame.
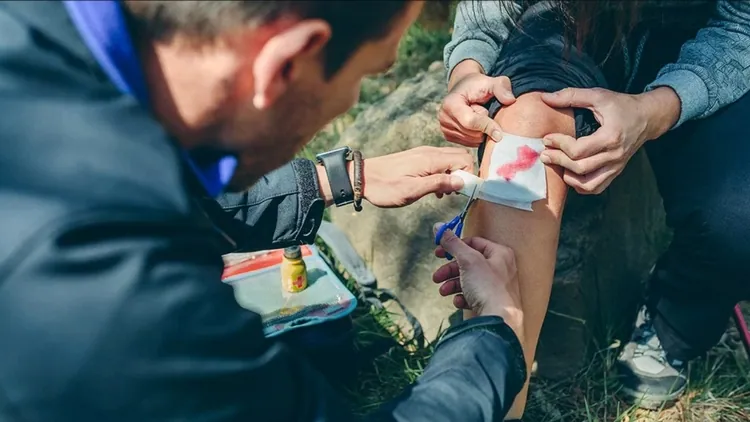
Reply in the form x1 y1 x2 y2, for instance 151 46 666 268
0 211 526 422
645 0 750 128
443 1 523 79
216 158 326 252
369 317 527 422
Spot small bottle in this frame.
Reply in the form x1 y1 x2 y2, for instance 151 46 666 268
280 246 308 293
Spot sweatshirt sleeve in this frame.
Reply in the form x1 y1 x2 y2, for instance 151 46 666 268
644 0 750 128
443 1 523 80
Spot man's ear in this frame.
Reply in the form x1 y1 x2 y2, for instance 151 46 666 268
252 20 331 109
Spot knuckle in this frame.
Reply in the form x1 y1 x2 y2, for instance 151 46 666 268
568 145 584 160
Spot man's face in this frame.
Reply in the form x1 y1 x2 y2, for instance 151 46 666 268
221 2 423 189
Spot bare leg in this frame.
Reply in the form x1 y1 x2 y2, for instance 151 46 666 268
462 92 574 419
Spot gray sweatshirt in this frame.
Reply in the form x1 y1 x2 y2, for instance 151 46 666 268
444 1 750 128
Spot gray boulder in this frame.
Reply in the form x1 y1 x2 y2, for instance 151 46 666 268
330 65 668 379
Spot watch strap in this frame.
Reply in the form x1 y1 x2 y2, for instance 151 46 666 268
317 147 354 207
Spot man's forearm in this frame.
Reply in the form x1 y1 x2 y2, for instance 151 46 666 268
371 317 527 422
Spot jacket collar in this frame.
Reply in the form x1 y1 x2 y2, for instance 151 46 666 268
62 0 237 197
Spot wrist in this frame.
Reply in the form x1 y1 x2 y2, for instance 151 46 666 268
448 59 485 91
479 303 524 345
638 86 681 142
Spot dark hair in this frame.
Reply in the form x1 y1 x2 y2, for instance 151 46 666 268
495 0 643 54
123 1 410 78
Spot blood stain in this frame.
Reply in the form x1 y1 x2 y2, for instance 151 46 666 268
496 145 541 181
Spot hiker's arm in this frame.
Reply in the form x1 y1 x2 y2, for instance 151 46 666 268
218 158 326 251
644 0 750 128
370 317 527 422
218 148 473 251
444 0 523 80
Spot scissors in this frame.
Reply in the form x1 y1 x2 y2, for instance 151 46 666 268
434 185 479 260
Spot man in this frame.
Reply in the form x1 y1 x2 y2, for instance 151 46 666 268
439 0 750 415
0 1 527 421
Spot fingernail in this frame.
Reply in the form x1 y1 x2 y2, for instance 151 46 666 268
450 175 464 190
542 137 552 146
540 153 551 164
491 130 503 141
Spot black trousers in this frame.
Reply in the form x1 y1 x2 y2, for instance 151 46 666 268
483 3 750 361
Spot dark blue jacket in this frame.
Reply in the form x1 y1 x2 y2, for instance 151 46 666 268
0 2 526 421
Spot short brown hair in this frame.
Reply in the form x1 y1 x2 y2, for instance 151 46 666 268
124 1 410 77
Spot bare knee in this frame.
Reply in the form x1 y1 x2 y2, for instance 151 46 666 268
495 92 575 138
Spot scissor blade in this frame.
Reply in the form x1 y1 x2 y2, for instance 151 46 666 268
459 185 479 216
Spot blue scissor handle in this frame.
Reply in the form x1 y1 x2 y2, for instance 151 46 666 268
435 215 462 260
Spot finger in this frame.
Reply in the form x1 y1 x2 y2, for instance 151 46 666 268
438 229 483 263
442 128 484 147
422 148 475 174
453 294 470 310
433 222 445 239
470 104 490 116
438 277 462 296
540 149 614 176
407 173 465 202
563 166 618 195
460 236 512 260
432 260 460 283
440 100 493 143
540 88 603 109
542 132 607 160
490 75 516 106
446 96 503 142
434 245 447 259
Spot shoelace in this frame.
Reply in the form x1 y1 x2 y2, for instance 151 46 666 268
632 312 670 365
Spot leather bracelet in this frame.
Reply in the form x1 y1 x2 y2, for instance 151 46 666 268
352 150 364 212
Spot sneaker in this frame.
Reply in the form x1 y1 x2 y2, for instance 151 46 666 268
616 305 688 409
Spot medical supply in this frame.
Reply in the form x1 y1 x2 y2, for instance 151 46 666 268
280 246 308 293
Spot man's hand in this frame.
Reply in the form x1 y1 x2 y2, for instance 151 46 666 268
539 86 680 194
363 146 474 207
432 228 524 343
439 60 516 147
316 146 474 208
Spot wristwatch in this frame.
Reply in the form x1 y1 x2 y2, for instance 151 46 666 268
316 146 354 207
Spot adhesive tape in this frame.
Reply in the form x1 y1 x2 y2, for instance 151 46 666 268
452 170 484 197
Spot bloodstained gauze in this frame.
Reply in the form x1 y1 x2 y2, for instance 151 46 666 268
496 145 541 181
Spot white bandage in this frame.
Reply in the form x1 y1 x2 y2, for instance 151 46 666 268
453 133 546 211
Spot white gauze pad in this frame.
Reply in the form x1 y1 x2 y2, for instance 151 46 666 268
453 133 546 211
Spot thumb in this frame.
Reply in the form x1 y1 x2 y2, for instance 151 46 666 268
411 173 464 200
438 229 477 262
541 88 598 109
455 106 504 142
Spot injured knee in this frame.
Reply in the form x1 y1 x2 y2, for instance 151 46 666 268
495 92 575 139
455 93 576 211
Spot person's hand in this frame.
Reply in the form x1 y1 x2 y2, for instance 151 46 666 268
539 86 680 194
432 227 524 341
361 146 474 208
439 61 516 147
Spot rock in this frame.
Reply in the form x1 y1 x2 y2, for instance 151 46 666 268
330 65 668 378
331 67 465 340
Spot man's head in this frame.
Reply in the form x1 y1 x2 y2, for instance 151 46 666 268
125 1 423 188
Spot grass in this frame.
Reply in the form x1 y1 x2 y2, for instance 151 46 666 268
305 15 750 422
337 275 750 421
